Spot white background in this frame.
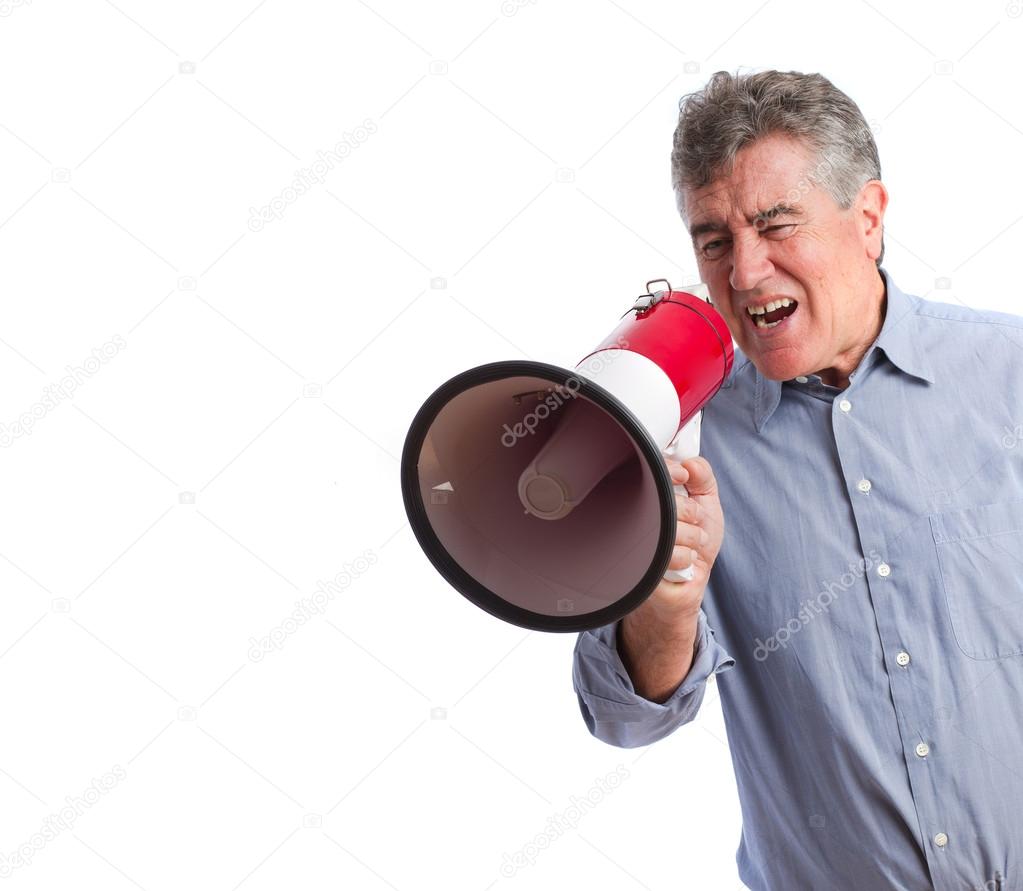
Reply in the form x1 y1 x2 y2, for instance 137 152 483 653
1 1 1021 889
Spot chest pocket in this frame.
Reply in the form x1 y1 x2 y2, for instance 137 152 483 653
930 499 1023 660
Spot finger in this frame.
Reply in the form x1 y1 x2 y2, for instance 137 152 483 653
668 545 699 570
675 520 709 547
675 492 703 519
662 453 689 480
680 456 717 498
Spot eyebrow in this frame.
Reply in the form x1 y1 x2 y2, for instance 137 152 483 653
689 203 804 239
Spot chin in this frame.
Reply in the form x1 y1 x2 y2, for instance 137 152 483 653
750 353 805 381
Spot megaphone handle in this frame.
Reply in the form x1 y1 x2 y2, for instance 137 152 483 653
662 410 703 583
662 482 696 582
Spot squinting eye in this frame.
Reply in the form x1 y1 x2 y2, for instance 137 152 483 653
762 224 797 239
699 239 730 259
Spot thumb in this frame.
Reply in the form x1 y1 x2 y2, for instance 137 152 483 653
679 456 718 498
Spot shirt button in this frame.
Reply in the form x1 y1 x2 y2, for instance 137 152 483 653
857 479 872 494
877 562 891 578
915 742 930 757
896 651 911 666
839 399 852 412
934 832 948 847
795 375 808 383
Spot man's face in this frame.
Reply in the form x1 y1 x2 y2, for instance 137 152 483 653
679 132 886 383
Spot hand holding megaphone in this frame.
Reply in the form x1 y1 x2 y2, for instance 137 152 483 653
660 455 725 602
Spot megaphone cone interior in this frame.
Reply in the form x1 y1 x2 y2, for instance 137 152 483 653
401 361 677 632
517 397 635 520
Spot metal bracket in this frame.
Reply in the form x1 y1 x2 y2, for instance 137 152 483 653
628 279 672 314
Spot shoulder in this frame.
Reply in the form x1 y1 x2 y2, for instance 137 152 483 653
905 291 1023 376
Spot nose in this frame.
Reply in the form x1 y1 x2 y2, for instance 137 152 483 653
729 232 774 293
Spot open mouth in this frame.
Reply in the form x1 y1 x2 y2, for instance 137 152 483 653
746 299 798 331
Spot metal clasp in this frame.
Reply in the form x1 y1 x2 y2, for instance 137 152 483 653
628 279 672 315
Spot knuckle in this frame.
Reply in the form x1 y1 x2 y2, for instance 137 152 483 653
676 518 700 542
669 544 697 567
675 515 699 536
669 546 691 569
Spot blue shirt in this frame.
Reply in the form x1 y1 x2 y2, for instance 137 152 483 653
573 268 1023 891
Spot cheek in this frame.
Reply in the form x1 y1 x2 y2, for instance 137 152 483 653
775 232 824 268
715 302 743 334
702 263 731 295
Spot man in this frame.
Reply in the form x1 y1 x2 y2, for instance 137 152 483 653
573 69 1023 891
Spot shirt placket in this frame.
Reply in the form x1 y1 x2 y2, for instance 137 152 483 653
825 364 960 890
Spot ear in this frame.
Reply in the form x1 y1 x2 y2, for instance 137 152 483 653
858 180 888 262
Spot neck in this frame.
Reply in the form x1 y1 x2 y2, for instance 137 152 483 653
813 270 887 390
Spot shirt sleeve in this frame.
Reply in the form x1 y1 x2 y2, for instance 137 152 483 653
572 607 735 748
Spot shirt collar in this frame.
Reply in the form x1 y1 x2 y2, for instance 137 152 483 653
872 267 935 385
749 267 934 432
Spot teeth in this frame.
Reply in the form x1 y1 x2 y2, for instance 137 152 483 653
746 297 794 317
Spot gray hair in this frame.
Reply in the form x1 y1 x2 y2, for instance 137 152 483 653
671 69 884 265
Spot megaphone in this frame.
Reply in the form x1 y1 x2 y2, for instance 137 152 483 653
400 280 734 632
